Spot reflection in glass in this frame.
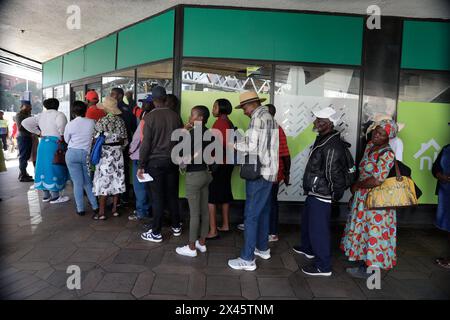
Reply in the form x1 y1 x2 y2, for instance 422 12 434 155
274 65 360 201
137 61 173 104
399 71 450 103
102 69 135 101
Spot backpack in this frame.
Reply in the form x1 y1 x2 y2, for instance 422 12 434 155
341 141 357 189
90 134 105 165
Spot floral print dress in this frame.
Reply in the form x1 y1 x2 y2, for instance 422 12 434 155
340 142 397 270
92 114 128 196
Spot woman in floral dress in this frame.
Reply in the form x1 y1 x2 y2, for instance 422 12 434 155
341 119 398 278
92 96 128 220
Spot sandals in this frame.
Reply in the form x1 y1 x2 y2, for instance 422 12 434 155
217 227 230 232
206 233 220 240
112 212 120 217
92 214 107 220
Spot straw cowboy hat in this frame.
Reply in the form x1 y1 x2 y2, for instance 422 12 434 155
235 91 266 109
98 96 122 115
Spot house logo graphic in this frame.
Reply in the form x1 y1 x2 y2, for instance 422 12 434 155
413 139 441 171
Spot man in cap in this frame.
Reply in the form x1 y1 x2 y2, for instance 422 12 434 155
294 107 349 277
85 90 105 121
14 100 33 182
227 91 279 271
139 86 183 243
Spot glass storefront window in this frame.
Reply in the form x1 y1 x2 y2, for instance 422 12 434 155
102 69 135 101
274 65 361 201
54 84 71 120
42 87 53 99
396 70 450 204
182 59 271 128
137 61 173 104
181 59 272 200
399 71 450 103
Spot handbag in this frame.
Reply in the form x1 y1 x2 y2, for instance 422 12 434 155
90 134 105 165
52 140 67 166
365 158 418 209
240 154 262 180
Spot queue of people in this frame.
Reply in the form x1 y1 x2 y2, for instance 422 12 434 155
11 86 450 278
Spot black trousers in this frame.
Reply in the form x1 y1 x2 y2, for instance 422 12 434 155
1 134 7 151
17 135 32 177
145 160 180 235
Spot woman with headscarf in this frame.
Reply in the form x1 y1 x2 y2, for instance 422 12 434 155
341 119 398 278
21 98 69 203
91 96 128 220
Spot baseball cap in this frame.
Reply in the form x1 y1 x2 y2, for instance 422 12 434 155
138 94 153 103
312 107 338 125
151 86 166 99
20 100 31 106
85 90 99 101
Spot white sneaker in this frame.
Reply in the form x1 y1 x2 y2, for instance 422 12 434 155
268 234 279 242
50 196 70 204
141 230 162 243
254 248 271 260
237 223 245 231
228 257 257 271
195 240 207 253
176 245 197 257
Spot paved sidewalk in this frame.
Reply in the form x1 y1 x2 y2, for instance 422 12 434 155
0 160 449 300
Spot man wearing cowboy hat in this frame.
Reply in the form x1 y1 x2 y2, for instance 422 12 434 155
227 91 279 271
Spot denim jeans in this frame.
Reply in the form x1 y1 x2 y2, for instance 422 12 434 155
300 196 332 272
241 177 273 261
65 148 98 212
132 160 150 218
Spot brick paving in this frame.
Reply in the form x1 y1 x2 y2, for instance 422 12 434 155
0 160 449 300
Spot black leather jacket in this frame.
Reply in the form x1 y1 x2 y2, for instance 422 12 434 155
303 130 348 201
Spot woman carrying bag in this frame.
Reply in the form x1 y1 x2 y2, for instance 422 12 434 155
91 96 128 220
340 119 399 278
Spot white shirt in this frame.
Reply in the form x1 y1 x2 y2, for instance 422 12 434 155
21 109 67 138
389 137 404 161
64 117 95 152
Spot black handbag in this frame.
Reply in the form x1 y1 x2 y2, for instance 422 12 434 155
240 154 262 180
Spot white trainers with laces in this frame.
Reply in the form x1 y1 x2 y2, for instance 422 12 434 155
195 240 207 253
50 196 70 204
176 245 197 257
254 248 271 260
228 257 257 271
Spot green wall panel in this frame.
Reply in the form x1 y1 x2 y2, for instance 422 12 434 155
117 10 174 69
84 34 117 78
42 56 63 87
62 47 85 82
184 8 363 65
401 20 450 71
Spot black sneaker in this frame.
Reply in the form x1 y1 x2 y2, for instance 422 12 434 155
76 211 86 216
19 176 34 182
301 265 332 277
293 246 315 259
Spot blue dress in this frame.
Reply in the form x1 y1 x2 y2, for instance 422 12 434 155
435 145 450 232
